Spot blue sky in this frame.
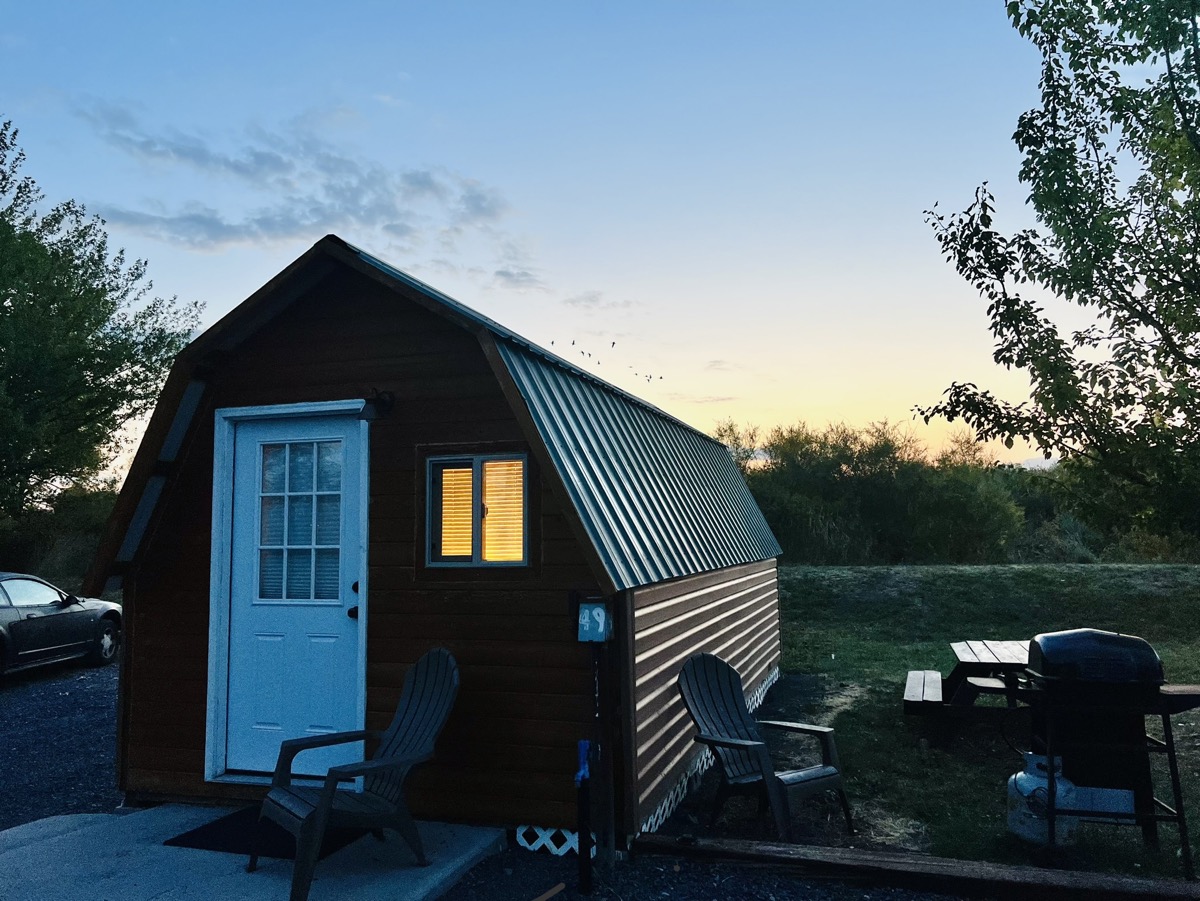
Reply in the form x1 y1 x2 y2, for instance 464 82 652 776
2 2 1049 459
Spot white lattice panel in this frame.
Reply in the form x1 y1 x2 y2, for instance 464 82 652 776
515 825 597 857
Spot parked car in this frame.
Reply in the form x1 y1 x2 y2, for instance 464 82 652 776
0 572 121 676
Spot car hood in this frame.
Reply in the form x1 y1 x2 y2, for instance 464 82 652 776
78 597 122 615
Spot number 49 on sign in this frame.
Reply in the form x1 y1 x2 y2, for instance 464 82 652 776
577 602 611 642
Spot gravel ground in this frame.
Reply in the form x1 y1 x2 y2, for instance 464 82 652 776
442 843 962 901
0 663 960 899
0 660 123 832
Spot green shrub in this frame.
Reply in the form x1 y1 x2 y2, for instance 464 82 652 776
1101 526 1200 564
1009 513 1100 563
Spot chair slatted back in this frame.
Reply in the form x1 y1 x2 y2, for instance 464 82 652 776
678 653 763 782
367 647 460 804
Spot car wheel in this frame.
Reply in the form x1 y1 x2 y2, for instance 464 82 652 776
88 619 120 666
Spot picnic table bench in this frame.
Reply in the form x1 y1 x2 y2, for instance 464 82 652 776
904 639 1029 715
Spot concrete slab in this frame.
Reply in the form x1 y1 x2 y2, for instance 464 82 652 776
0 804 505 901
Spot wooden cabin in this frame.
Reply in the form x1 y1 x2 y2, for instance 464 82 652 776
86 234 782 849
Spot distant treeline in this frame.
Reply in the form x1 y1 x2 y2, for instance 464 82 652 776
6 418 1196 590
715 420 1200 565
0 486 119 592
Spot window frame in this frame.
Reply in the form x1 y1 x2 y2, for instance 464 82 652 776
425 451 530 568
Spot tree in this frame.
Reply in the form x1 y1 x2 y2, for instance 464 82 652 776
714 418 760 475
919 1 1200 535
0 120 200 517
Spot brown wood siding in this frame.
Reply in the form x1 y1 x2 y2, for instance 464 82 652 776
122 268 600 828
629 559 779 830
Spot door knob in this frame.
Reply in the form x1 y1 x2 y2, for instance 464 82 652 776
351 581 359 593
347 606 359 620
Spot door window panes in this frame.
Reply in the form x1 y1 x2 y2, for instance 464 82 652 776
259 550 283 599
261 444 285 492
317 442 342 491
315 496 340 545
258 440 343 600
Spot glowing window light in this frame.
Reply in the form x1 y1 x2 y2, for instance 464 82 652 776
428 454 528 566
439 467 473 558
482 459 525 562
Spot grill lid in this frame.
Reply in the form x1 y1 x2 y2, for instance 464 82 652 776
1027 628 1164 685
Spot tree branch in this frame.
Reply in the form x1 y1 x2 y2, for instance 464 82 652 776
1165 49 1200 158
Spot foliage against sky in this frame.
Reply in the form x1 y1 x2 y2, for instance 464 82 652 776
0 121 199 516
920 0 1200 530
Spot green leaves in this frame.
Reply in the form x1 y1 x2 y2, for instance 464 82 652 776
0 119 201 516
920 1 1200 538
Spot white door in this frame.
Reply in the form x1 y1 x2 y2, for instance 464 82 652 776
225 415 364 776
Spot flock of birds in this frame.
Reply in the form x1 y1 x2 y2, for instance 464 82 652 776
548 338 663 383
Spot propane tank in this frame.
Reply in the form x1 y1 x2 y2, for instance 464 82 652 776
1007 752 1078 845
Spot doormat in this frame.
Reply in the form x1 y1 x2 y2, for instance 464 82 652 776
163 805 367 860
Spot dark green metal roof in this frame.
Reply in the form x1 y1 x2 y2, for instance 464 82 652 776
496 341 781 591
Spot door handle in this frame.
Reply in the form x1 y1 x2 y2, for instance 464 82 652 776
347 606 359 620
351 581 359 594
24 613 41 619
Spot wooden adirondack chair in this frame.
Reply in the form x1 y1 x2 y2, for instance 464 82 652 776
677 653 852 842
247 646 460 901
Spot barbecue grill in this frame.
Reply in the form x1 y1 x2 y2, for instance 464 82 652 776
1028 628 1164 688
1023 628 1198 879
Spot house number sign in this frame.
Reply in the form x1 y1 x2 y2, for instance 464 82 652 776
577 601 611 642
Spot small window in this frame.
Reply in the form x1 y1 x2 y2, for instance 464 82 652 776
428 454 527 566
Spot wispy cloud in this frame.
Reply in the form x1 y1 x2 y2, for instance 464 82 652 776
564 290 602 308
667 392 738 405
705 359 737 371
562 290 633 311
74 100 534 285
493 267 543 290
485 239 544 291
372 93 410 108
455 181 507 225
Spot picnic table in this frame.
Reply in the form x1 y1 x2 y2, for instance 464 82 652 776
904 639 1029 714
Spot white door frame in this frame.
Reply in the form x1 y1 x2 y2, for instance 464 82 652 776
205 399 370 783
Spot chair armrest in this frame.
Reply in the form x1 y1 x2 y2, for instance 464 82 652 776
757 720 841 769
757 720 832 736
693 733 765 752
694 733 776 781
306 752 436 824
327 752 432 783
272 730 382 786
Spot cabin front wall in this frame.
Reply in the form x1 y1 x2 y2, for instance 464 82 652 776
628 558 780 834
122 267 600 827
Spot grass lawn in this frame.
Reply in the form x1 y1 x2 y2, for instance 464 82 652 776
776 563 1200 879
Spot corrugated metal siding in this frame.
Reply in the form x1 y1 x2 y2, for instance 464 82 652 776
495 340 781 592
629 559 780 830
